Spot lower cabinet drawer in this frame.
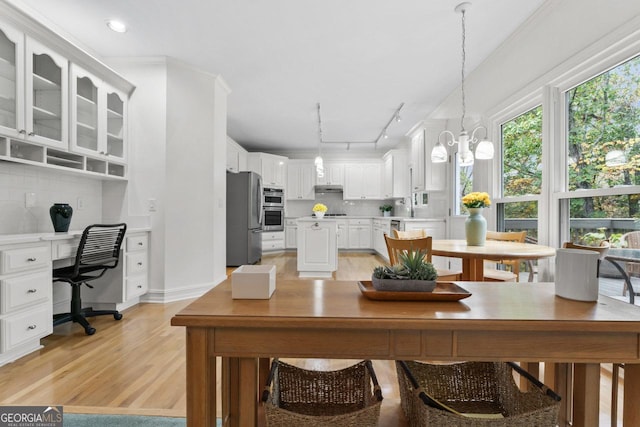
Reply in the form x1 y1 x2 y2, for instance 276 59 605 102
126 252 147 276
262 240 284 251
0 245 50 275
1 270 50 314
126 275 148 299
1 304 53 352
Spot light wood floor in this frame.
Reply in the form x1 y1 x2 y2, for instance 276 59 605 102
0 251 624 425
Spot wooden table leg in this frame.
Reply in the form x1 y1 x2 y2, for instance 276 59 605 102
519 362 540 391
544 363 572 427
624 364 640 426
185 328 216 427
573 363 600 427
462 258 485 281
237 357 259 427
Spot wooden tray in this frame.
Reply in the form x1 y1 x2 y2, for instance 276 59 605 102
357 280 472 301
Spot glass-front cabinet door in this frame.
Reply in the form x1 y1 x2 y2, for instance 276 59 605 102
70 64 102 156
25 37 68 148
0 21 24 138
105 86 126 161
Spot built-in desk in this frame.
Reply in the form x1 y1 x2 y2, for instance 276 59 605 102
0 228 150 367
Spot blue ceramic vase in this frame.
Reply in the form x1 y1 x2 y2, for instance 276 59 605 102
465 207 487 246
49 203 73 232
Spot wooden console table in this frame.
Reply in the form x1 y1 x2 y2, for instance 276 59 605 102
171 279 640 427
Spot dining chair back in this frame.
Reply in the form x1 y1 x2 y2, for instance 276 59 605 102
392 229 426 239
384 234 461 281
621 231 640 295
483 231 527 282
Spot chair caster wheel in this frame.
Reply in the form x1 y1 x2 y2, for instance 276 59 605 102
85 327 96 335
114 313 123 320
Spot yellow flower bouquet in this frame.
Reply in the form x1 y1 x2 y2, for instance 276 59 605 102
462 192 491 209
312 203 328 213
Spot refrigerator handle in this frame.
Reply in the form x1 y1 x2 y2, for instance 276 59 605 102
257 177 264 225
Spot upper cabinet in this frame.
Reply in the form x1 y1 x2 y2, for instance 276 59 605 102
247 152 287 188
26 38 68 149
410 123 446 193
226 137 247 172
70 64 127 161
410 130 425 193
382 149 409 199
0 23 68 149
315 162 344 186
423 125 445 191
344 162 382 200
0 14 133 180
287 160 315 200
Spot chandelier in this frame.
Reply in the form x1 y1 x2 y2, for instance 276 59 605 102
431 2 494 166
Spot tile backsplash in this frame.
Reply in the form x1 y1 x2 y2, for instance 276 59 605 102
0 162 102 234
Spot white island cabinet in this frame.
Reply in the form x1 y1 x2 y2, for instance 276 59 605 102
296 218 337 278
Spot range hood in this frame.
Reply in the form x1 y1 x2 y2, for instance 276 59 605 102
314 185 343 193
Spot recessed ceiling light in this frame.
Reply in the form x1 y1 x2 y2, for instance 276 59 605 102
106 19 127 33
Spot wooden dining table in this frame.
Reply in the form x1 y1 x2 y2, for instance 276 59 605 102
171 279 640 427
431 239 556 281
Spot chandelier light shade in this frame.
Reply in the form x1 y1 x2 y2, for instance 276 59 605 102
431 2 494 166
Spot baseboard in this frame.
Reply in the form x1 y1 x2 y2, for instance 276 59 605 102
141 275 225 303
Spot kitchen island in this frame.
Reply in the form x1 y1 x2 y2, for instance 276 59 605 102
296 217 337 278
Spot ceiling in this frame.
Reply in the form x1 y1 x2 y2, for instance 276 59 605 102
11 0 547 154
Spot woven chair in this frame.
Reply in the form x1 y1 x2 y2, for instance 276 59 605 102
384 234 462 281
483 231 527 282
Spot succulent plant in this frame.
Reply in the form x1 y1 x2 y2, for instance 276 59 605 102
372 249 437 281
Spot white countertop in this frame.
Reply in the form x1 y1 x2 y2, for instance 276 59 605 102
0 227 151 245
287 215 445 221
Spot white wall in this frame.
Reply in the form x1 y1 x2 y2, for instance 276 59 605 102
0 162 102 234
108 57 230 302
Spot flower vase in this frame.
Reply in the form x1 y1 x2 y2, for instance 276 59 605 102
383 211 391 217
465 207 486 246
314 211 325 219
49 203 73 232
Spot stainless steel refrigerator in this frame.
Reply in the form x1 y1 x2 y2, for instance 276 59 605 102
227 171 263 266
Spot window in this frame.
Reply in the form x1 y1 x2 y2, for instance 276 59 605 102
560 54 640 244
501 106 542 197
456 156 473 215
496 106 543 240
566 55 640 191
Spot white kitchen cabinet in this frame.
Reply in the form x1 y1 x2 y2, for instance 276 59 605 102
262 231 284 252
226 137 247 172
336 219 348 249
83 231 150 306
347 218 372 249
70 64 127 163
0 241 53 366
423 125 446 191
372 218 391 260
248 152 287 188
285 219 297 249
315 162 344 186
296 218 337 278
0 22 68 149
410 130 426 193
0 20 131 180
286 160 315 200
344 162 382 200
382 149 409 199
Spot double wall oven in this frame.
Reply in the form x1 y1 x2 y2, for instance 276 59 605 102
262 188 284 231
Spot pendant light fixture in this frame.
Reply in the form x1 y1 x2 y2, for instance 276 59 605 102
431 2 494 166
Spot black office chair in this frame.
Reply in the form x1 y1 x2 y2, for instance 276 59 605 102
53 223 127 335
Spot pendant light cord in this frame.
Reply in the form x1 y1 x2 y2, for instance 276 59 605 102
460 7 467 133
